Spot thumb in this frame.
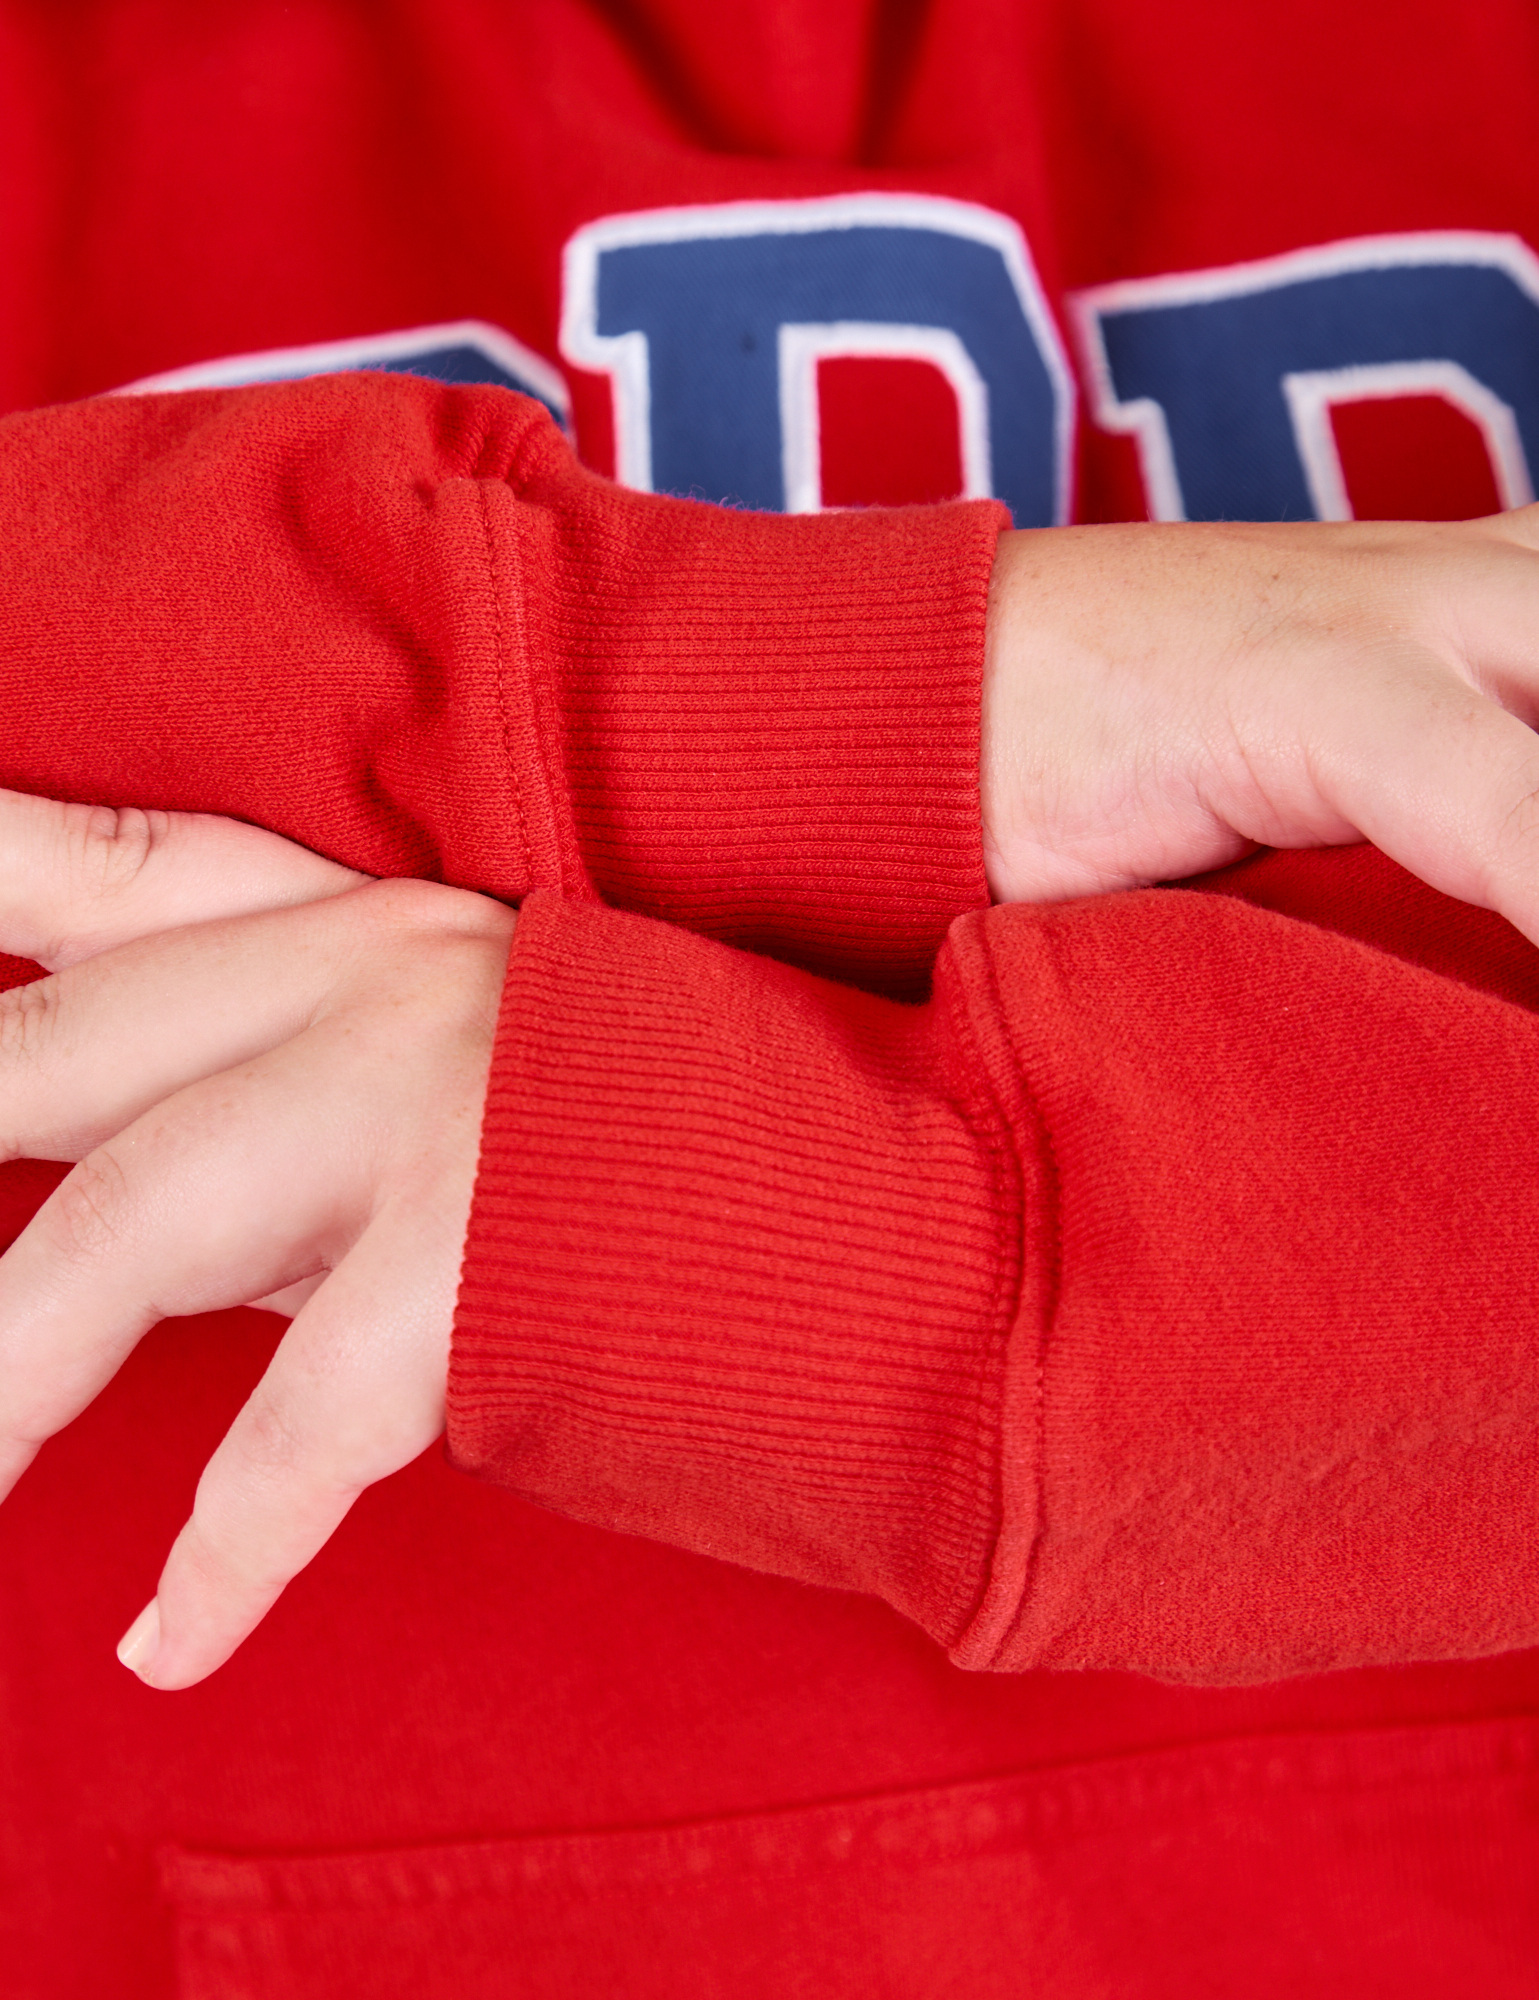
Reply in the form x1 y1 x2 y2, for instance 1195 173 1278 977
0 791 368 971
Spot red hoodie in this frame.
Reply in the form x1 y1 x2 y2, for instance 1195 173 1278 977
2 7 1538 1995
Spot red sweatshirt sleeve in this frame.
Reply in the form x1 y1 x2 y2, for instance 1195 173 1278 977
450 848 1539 1685
0 372 1000 988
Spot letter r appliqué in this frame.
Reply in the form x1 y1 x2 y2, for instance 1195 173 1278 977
1074 234 1539 521
561 196 1075 527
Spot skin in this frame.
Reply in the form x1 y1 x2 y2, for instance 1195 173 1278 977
983 508 1539 935
9 508 1539 1688
0 809 514 1689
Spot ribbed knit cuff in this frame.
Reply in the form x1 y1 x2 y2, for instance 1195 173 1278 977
448 891 1025 1649
499 426 1005 994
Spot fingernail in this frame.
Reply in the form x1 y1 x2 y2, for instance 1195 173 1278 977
116 1600 160 1680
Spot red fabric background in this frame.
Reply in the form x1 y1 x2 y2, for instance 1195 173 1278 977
0 4 1536 1993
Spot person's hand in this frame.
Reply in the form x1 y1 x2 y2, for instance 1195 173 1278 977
982 508 1539 941
0 792 515 1689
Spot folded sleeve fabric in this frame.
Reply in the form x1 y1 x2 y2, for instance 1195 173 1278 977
8 370 1538 1689
0 371 1001 989
452 853 1539 1686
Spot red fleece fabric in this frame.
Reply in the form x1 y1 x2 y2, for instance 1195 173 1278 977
0 379 1535 1996
2 0 1538 1989
459 877 1539 1686
0 375 998 991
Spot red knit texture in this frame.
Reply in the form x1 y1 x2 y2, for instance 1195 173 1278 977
451 889 1027 1647
4 0 1539 1988
0 374 995 990
504 429 1002 987
453 859 1539 1687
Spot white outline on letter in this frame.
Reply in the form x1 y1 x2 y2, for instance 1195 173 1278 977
777 323 990 513
115 319 571 429
1282 361 1533 518
1071 232 1539 520
561 193 1073 518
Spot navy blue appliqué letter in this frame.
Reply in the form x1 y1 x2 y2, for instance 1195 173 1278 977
1075 235 1539 521
562 196 1074 526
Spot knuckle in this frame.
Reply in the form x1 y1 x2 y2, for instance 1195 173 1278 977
0 974 61 1068
233 1384 372 1512
48 1149 133 1262
236 1387 307 1485
68 802 170 904
178 1510 281 1602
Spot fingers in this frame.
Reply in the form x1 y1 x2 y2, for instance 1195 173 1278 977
982 513 1539 910
1238 641 1539 950
0 1022 375 1499
120 1199 457 1689
0 878 476 1164
0 903 345 1162
0 882 504 1682
0 788 366 972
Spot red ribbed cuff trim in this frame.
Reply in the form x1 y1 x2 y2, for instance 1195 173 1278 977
448 891 1024 1647
502 428 1004 992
